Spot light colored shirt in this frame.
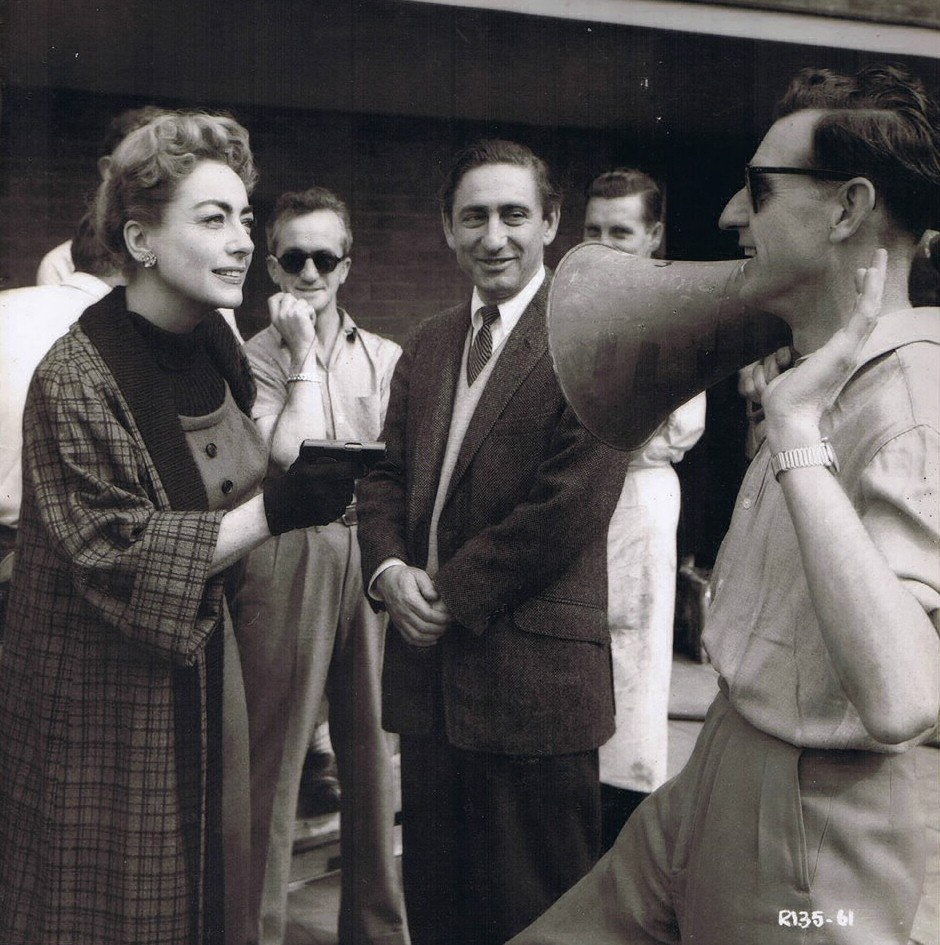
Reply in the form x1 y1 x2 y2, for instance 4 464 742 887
703 308 940 752
467 265 545 354
246 308 401 444
600 392 705 792
0 273 112 527
629 392 706 468
426 325 499 576
35 239 76 287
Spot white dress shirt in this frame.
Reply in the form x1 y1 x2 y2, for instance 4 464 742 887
0 273 112 526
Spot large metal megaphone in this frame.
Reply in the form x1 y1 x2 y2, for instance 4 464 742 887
548 242 792 450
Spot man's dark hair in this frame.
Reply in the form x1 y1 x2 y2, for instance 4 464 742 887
586 168 664 226
440 139 562 219
266 186 353 255
775 64 940 237
910 229 940 305
100 106 168 157
70 211 116 277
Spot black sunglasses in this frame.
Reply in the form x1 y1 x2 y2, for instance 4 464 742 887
273 248 346 275
744 165 857 212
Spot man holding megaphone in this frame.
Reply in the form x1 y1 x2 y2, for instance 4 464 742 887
511 63 939 945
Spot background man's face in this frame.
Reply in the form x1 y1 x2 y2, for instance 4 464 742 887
443 162 559 303
583 194 662 258
267 209 351 315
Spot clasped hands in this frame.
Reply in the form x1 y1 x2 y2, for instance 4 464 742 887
376 564 451 648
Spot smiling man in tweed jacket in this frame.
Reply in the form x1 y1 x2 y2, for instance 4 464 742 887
356 139 631 945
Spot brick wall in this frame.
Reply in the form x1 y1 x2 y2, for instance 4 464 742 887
0 86 681 344
0 90 778 348
0 85 750 562
2 9 934 561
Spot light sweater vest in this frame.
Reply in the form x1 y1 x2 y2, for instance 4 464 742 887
426 328 505 575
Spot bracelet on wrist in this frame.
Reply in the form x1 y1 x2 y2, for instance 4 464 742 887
770 438 839 481
286 373 320 384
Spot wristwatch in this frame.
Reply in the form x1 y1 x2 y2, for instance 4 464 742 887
770 438 839 481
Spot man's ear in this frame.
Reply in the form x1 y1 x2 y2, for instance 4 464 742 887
336 255 352 286
648 221 664 254
542 206 561 246
829 177 877 243
266 253 282 285
442 210 456 251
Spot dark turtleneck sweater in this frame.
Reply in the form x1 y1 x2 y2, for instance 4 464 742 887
127 310 227 417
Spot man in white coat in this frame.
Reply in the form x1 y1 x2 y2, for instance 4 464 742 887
582 168 706 849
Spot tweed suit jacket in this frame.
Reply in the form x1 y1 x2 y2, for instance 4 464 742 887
0 292 250 945
357 277 632 755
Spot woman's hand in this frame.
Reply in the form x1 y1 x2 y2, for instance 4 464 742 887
764 248 885 451
262 456 357 536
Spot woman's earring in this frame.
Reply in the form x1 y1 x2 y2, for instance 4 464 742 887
139 250 157 269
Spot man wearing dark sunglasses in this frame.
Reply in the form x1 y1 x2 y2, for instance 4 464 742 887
512 63 939 945
235 187 408 945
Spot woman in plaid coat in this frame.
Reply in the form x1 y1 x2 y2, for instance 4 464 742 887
0 112 355 945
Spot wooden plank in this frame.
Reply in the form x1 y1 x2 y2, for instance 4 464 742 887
288 815 404 891
680 0 938 29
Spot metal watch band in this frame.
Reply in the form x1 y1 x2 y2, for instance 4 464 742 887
770 439 838 481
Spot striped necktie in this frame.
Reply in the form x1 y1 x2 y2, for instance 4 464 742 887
467 305 500 385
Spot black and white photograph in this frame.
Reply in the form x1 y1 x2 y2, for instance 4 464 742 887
0 2 937 943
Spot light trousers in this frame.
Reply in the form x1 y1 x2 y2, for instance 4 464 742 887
235 523 408 945
510 688 925 945
602 464 681 794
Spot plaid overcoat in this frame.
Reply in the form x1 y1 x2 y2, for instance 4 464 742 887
0 291 252 944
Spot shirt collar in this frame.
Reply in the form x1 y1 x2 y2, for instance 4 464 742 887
338 307 359 342
470 266 546 337
858 307 940 365
277 307 359 349
62 271 113 300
